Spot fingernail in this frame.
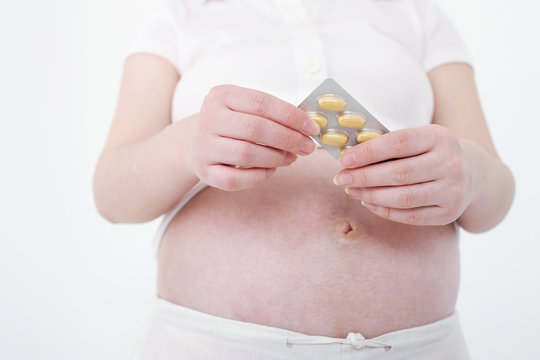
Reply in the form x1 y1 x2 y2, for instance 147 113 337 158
303 118 320 136
345 187 351 195
361 201 376 210
300 138 315 154
339 152 354 167
285 152 296 164
333 173 352 186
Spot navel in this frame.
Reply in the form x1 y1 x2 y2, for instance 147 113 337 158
333 218 364 240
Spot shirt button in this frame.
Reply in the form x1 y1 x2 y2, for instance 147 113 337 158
303 58 321 73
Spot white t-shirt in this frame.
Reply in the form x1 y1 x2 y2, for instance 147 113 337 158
127 0 472 254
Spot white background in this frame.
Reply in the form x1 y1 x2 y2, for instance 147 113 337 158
0 0 538 359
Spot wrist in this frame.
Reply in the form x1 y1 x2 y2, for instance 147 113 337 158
458 138 484 209
161 115 200 185
456 137 514 232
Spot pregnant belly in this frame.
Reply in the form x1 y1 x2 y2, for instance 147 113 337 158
157 149 460 338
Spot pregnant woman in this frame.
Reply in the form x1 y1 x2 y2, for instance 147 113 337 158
93 0 514 359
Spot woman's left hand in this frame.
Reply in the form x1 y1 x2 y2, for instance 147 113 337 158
334 124 477 226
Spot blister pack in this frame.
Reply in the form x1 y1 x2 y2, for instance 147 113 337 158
298 78 390 159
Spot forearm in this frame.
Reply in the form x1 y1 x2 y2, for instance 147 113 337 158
93 116 199 223
457 138 515 233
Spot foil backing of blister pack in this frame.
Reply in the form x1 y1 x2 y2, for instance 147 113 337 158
298 78 390 159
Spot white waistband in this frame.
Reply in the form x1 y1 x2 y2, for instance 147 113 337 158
286 332 392 351
134 298 470 359
152 297 463 351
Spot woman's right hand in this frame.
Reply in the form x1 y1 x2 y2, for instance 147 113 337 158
188 85 320 191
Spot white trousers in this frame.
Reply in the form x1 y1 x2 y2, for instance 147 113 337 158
133 298 470 360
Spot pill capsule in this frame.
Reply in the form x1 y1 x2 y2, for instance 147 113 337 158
308 112 328 129
338 113 366 128
317 95 346 111
356 131 381 143
321 132 348 146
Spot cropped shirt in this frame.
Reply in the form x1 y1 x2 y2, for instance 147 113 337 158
127 0 472 255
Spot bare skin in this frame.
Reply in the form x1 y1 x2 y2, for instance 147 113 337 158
93 54 514 338
157 148 460 338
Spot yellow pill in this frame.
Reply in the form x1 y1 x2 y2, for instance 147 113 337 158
317 95 346 111
356 131 381 143
338 113 366 128
308 113 328 129
321 132 349 146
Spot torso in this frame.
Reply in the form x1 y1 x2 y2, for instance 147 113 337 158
157 0 459 339
158 149 460 338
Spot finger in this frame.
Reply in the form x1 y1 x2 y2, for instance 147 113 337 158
205 164 276 191
361 202 451 226
345 181 442 209
339 126 438 168
213 112 316 155
334 153 437 187
216 85 319 136
208 137 297 168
